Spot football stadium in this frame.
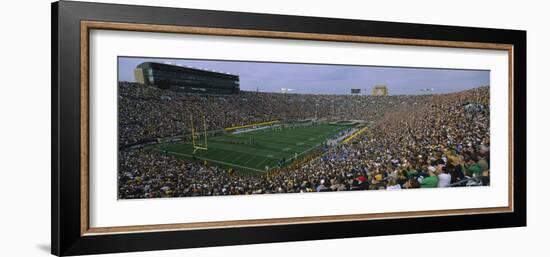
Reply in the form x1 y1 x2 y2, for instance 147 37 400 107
118 60 491 199
155 121 357 173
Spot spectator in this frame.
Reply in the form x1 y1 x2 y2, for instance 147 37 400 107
117 82 490 199
420 166 439 188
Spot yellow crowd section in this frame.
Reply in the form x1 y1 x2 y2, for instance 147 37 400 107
343 126 368 143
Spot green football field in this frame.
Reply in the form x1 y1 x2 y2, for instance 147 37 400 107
153 124 351 174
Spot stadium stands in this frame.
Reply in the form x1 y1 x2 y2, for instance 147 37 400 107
118 82 490 198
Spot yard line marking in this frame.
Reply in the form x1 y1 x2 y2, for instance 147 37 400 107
243 155 257 165
220 151 237 161
159 150 265 172
232 153 249 163
256 158 269 169
279 141 324 166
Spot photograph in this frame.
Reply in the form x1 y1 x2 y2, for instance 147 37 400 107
117 57 491 199
44 1 529 255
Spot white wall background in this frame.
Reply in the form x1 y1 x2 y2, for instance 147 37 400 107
0 0 547 256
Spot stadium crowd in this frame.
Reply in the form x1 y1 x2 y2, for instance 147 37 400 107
118 82 490 199
119 82 432 147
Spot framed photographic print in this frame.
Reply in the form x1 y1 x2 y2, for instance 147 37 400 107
51 1 526 256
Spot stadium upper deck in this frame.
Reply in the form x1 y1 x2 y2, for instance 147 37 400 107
134 62 240 94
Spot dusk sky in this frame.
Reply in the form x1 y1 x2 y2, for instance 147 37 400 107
118 57 489 95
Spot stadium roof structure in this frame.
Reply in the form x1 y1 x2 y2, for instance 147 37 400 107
137 62 239 79
134 62 240 94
